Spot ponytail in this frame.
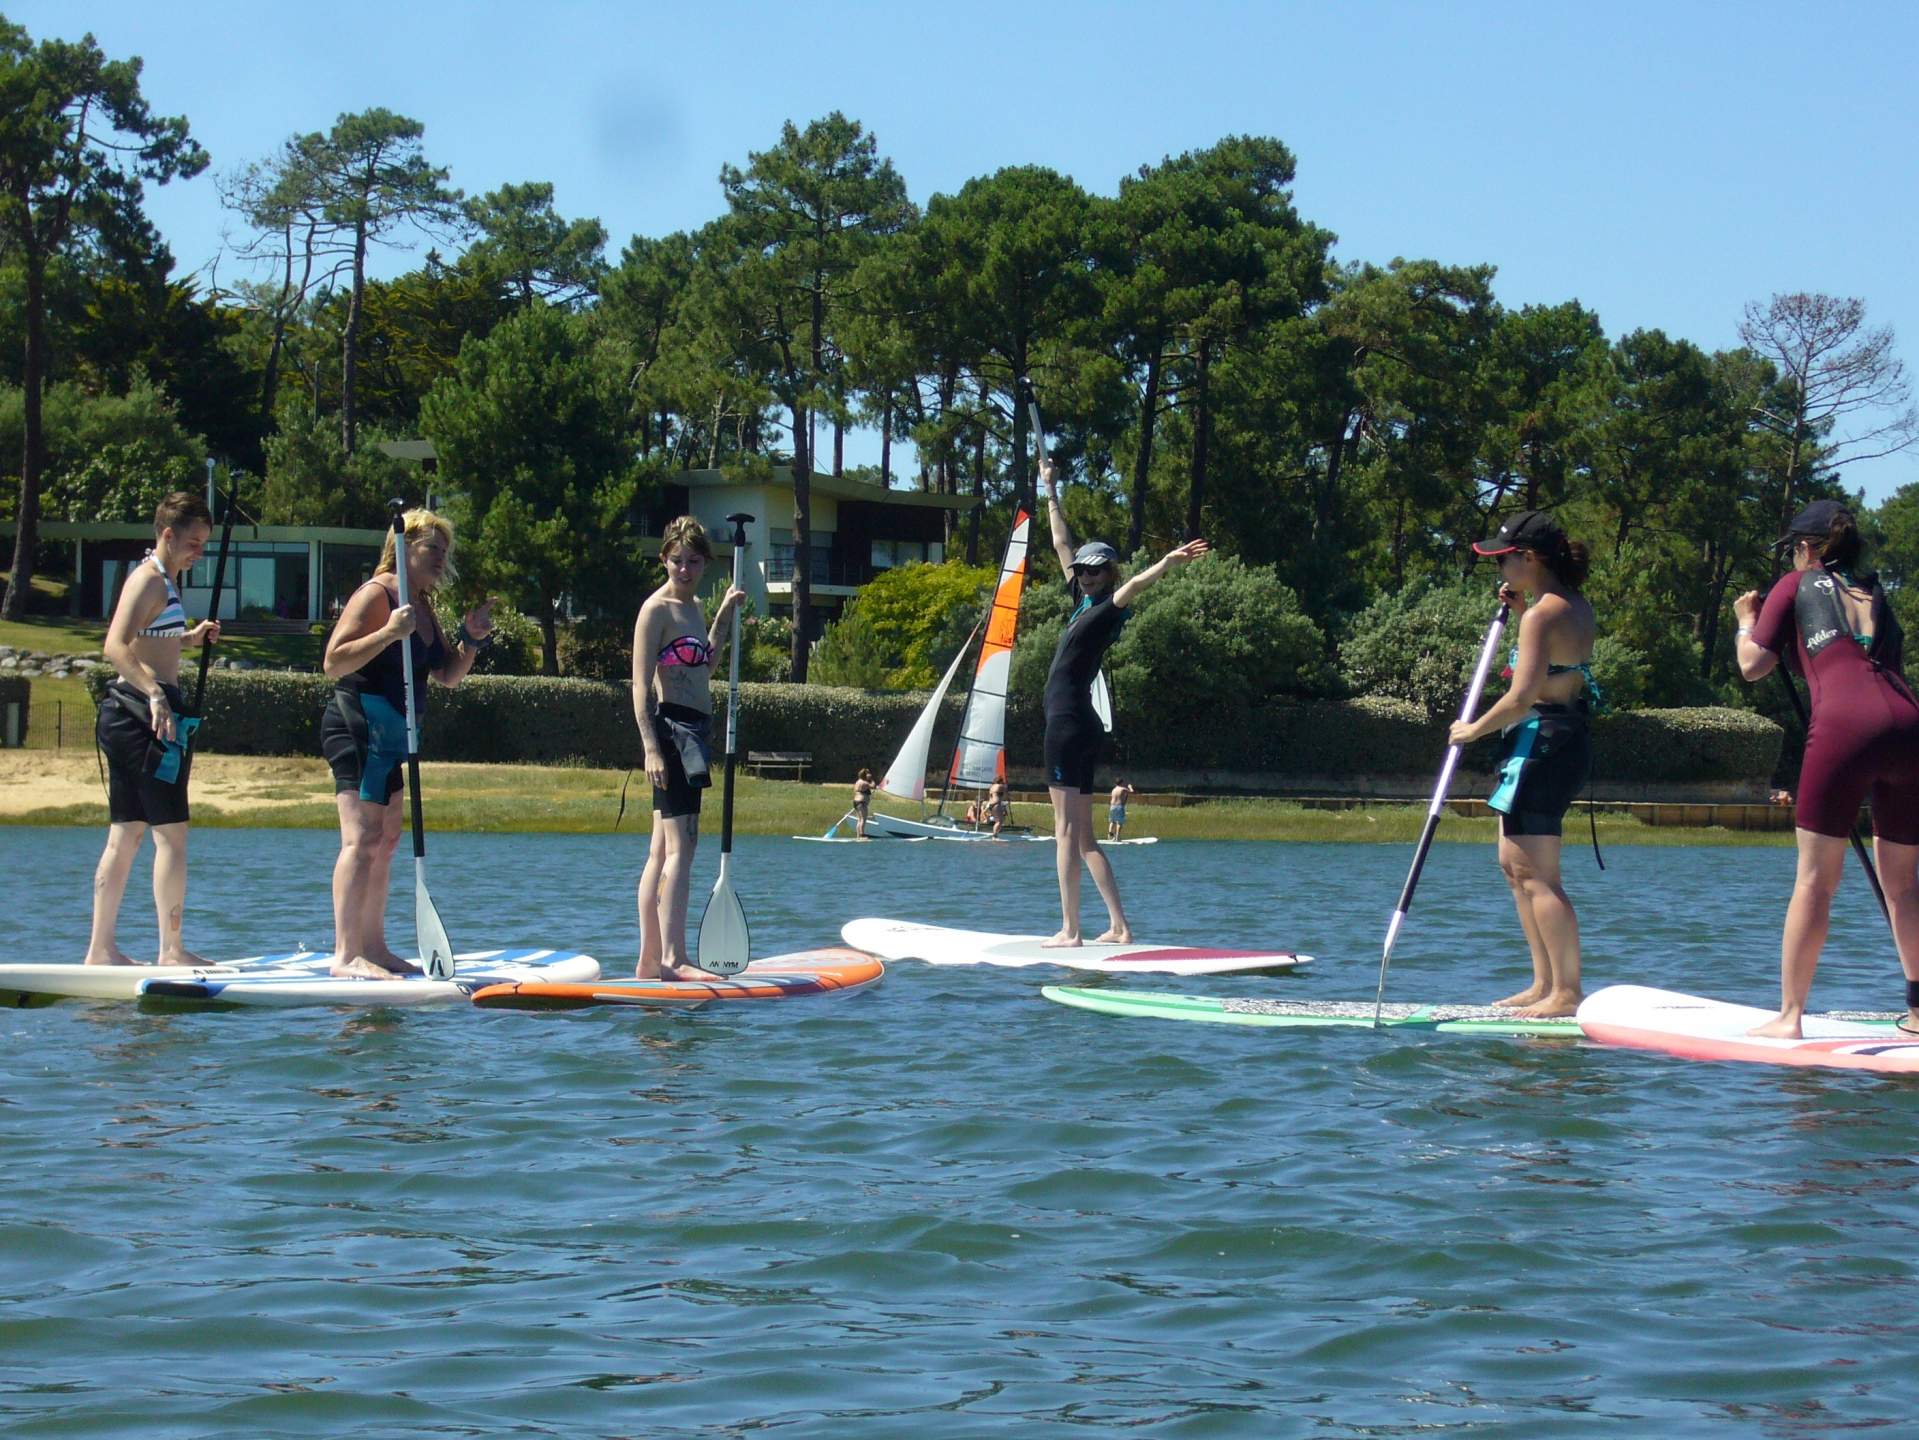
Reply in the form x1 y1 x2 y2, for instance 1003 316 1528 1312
1543 536 1590 590
1818 509 1863 571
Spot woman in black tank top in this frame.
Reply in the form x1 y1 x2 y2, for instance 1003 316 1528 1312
1036 458 1208 948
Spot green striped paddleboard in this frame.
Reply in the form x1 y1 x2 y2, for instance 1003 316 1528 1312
1040 985 1580 1036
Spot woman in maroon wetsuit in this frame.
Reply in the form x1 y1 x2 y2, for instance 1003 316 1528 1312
1733 499 1919 1037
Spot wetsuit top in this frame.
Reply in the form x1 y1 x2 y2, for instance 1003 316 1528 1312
658 634 714 668
334 579 448 713
135 554 189 638
1044 578 1127 719
1751 567 1908 713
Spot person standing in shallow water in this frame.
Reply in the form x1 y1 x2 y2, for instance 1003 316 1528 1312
85 492 221 966
1037 457 1208 946
632 516 744 978
1448 510 1597 1019
1733 499 1919 1039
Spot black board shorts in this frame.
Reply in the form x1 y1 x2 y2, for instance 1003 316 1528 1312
1490 702 1591 838
1043 708 1103 795
97 680 192 827
651 702 711 820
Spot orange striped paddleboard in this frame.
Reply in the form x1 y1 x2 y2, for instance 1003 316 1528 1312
469 948 883 1010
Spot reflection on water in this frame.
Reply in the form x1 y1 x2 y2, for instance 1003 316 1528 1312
2 826 1916 1436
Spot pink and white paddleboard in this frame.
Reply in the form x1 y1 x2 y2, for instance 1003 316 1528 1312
1578 984 1914 1075
840 918 1308 975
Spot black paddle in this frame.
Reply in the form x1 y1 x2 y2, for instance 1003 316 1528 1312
187 480 236 726
696 513 754 974
1373 594 1513 1026
389 500 455 981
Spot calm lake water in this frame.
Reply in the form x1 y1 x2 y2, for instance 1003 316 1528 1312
2 825 1915 1438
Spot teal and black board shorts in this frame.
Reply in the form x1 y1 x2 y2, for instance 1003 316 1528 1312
1489 702 1591 838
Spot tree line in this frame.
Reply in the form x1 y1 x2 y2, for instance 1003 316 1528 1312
4 18 1916 706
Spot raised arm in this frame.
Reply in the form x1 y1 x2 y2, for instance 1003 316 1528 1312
1732 588 1780 681
1040 458 1076 574
1112 538 1211 610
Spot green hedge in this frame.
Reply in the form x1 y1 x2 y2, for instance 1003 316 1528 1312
82 670 1782 789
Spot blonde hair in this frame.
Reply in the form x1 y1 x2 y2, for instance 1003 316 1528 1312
660 515 714 565
377 509 456 583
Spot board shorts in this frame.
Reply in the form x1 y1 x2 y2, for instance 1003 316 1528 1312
321 687 409 805
1109 804 1126 825
651 703 711 819
96 679 192 826
1489 702 1591 839
1043 708 1103 795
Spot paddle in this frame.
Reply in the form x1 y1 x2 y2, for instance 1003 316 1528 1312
1774 671 1891 926
389 500 455 981
187 481 237 727
1372 593 1513 1026
697 512 755 975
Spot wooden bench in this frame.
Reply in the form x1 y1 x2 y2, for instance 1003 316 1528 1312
745 750 812 780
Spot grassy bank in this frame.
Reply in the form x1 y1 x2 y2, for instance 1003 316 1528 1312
0 753 1795 846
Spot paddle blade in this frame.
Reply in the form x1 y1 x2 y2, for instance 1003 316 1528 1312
697 862 751 976
415 863 455 980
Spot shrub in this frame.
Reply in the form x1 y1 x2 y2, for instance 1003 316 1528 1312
1338 579 1500 718
80 669 1781 790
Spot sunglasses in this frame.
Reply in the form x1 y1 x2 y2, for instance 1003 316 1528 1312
1072 563 1112 575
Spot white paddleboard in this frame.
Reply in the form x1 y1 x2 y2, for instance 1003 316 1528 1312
841 918 1308 975
1578 984 1917 1074
1 952 327 1004
790 835 931 844
137 948 599 1007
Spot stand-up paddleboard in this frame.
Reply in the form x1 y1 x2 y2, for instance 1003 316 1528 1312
1 953 329 1006
137 949 599 1007
790 834 931 844
1577 985 1912 1074
470 948 885 1009
1042 986 1577 1035
842 919 1308 976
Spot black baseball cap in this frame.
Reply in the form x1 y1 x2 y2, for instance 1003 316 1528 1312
1472 510 1565 557
1774 498 1849 550
1071 542 1119 570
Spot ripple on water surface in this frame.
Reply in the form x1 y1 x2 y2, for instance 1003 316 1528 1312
4 828 1919 1436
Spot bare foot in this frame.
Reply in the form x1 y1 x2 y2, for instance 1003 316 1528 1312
157 947 211 968
82 947 139 967
1040 931 1083 949
374 955 425 977
1747 1011 1804 1039
1515 990 1581 1019
1092 928 1133 944
660 962 729 982
330 955 405 980
1491 986 1549 1009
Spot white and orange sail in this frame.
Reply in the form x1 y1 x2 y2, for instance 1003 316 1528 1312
948 510 1030 788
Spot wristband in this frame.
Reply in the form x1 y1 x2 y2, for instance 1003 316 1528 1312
1735 626 1752 639
458 622 494 650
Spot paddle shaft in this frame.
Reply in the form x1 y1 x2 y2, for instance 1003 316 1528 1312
189 483 237 718
719 515 750 855
390 506 427 863
1775 669 1891 925
1373 597 1512 1025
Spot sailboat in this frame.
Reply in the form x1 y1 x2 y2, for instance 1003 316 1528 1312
829 511 1037 842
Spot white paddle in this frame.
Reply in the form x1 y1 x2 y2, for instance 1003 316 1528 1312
1371 593 1511 1025
390 500 456 981
697 513 754 975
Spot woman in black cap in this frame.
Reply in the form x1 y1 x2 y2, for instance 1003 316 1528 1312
1448 509 1596 1017
1038 457 1208 946
1732 498 1919 1037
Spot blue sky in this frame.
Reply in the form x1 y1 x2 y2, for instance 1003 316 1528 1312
18 0 1919 500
